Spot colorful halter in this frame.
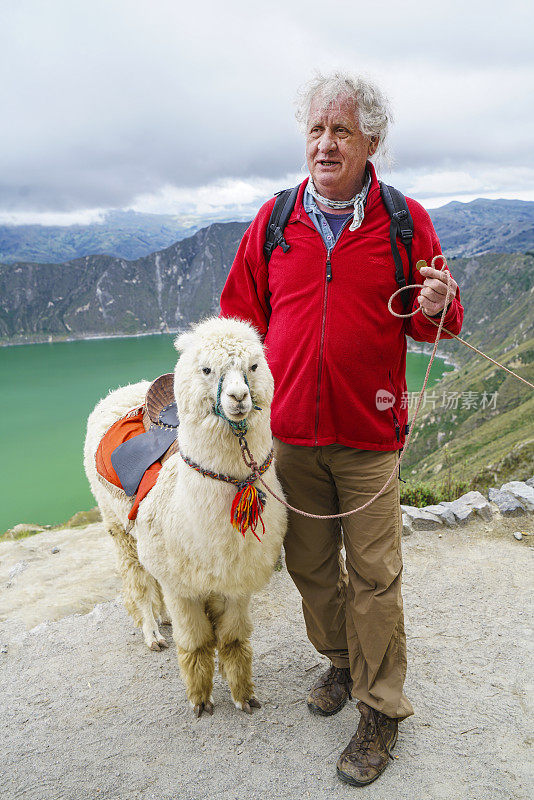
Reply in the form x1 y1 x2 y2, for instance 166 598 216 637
176 370 269 540
178 446 273 541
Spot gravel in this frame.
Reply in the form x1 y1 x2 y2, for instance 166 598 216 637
1 519 533 800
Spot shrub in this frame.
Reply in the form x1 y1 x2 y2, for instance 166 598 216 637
400 479 469 507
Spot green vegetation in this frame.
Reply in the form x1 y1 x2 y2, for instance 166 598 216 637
0 524 47 542
57 508 102 529
0 509 102 541
403 251 534 496
400 477 469 507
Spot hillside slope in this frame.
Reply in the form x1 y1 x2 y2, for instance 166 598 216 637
0 209 239 263
0 221 248 344
404 252 534 488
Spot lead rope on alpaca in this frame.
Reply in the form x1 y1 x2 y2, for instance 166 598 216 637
213 372 267 539
232 437 267 541
179 371 269 539
239 254 534 521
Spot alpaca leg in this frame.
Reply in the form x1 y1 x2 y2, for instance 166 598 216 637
163 591 216 716
209 595 259 713
158 603 172 626
107 519 168 650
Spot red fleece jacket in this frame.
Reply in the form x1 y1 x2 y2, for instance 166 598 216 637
220 164 463 450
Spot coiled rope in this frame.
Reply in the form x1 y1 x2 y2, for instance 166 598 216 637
240 254 533 520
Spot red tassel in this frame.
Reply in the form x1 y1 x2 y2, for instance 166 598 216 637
231 484 266 541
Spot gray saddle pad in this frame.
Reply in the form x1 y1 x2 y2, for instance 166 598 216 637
110 402 179 496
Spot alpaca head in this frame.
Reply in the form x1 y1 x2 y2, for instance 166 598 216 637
173 317 274 429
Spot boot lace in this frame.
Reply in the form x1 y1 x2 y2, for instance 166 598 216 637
319 665 351 689
350 707 395 761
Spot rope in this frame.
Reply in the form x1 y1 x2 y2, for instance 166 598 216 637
240 254 533 520
388 254 533 390
409 313 534 389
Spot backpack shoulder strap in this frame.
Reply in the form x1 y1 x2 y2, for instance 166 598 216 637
263 185 300 264
379 182 414 311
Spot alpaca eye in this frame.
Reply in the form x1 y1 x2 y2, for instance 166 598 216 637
250 364 258 372
202 367 211 375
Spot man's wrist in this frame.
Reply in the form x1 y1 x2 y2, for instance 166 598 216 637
430 301 451 318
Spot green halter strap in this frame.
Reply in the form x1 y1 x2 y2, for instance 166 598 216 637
212 372 262 437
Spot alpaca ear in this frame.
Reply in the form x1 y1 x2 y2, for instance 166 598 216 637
174 331 195 353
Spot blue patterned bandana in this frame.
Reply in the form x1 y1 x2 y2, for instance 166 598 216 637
307 171 371 231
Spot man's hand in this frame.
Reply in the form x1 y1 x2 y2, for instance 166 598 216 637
417 265 458 316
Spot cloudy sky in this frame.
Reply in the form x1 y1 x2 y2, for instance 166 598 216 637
1 0 533 224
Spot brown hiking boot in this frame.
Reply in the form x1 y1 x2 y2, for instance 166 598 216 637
307 664 352 716
336 701 398 786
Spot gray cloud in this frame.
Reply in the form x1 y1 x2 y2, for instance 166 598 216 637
0 0 532 213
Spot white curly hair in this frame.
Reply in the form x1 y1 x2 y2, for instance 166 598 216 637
295 71 393 167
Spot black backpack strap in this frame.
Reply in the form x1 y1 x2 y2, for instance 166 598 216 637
263 185 300 264
379 182 414 312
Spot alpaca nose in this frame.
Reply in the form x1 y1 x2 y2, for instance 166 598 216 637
228 388 248 403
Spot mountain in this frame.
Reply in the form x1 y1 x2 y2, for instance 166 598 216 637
2 212 533 351
1 215 532 491
0 209 248 264
0 222 248 344
428 198 534 257
1 198 533 265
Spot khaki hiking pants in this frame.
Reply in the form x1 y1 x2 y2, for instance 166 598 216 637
273 439 414 721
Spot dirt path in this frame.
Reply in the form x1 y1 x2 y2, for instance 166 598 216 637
1 519 532 800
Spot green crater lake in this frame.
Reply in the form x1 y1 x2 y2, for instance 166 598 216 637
0 336 453 532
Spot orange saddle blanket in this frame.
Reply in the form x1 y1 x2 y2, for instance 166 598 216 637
95 409 162 521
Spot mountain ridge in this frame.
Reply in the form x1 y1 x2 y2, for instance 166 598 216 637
0 209 248 264
0 222 249 344
1 197 533 264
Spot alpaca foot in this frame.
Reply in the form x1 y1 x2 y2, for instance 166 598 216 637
190 696 214 717
149 641 165 651
142 623 168 651
178 642 216 718
234 697 261 714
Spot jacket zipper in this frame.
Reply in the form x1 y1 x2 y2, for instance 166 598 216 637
314 250 332 445
391 410 400 442
312 215 353 446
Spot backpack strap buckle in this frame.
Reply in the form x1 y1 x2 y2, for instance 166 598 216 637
263 185 300 263
392 209 413 242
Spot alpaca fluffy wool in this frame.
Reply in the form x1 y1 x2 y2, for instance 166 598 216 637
84 317 287 713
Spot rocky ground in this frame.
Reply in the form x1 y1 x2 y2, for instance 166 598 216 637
1 515 533 800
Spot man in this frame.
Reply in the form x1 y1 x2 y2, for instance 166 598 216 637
220 72 463 786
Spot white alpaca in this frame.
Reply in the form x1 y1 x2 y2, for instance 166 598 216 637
84 317 287 715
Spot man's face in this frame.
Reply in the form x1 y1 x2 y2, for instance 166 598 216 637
305 96 378 200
